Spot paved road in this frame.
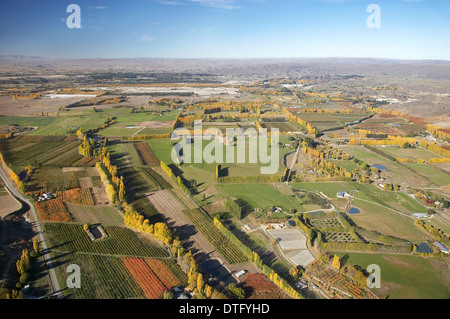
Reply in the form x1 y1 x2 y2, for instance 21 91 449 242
0 165 63 298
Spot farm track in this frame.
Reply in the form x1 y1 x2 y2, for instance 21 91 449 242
90 186 109 205
147 189 257 281
147 189 218 262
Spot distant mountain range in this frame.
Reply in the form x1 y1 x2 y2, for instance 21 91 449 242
1 55 450 80
0 55 48 61
1 55 449 64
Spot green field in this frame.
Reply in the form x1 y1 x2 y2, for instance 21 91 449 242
0 116 57 128
0 139 81 168
375 145 443 161
217 183 302 212
334 252 450 299
295 112 371 131
290 181 426 214
405 163 450 187
98 111 179 137
350 198 428 242
43 222 169 258
148 138 174 165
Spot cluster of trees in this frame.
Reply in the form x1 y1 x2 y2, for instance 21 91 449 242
10 170 27 193
314 253 369 289
176 250 227 299
101 148 125 200
123 204 175 245
225 198 243 220
0 131 14 140
78 137 97 157
297 108 355 114
0 152 27 192
429 158 450 163
323 148 353 161
160 161 192 195
427 124 450 141
419 140 450 159
415 219 450 245
187 99 263 114
215 165 221 181
283 168 292 182
95 150 125 204
306 158 353 180
332 254 341 270
414 191 450 209
303 146 324 159
281 107 317 135
349 136 417 146
356 129 389 140
382 183 401 191
15 242 38 292
203 107 221 115
122 133 171 141
366 106 408 118
95 162 117 203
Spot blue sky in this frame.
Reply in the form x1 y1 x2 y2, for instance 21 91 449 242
0 0 449 60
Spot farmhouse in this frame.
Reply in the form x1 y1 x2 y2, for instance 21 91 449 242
38 192 55 202
434 242 449 254
336 191 349 198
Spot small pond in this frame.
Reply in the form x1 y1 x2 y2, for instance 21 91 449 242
371 164 388 171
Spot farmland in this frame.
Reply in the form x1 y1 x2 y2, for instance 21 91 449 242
242 273 291 299
1 57 449 301
334 253 450 299
36 199 72 222
182 208 248 264
28 167 86 192
134 142 160 166
217 183 303 212
122 257 186 299
65 203 124 226
293 112 372 131
0 137 82 169
56 188 95 206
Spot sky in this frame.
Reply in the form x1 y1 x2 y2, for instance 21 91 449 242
0 0 449 60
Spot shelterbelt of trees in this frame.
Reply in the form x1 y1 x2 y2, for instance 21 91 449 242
420 140 450 159
348 136 418 146
427 125 450 141
277 105 317 135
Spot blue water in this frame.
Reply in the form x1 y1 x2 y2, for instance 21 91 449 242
371 164 388 171
348 207 360 215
